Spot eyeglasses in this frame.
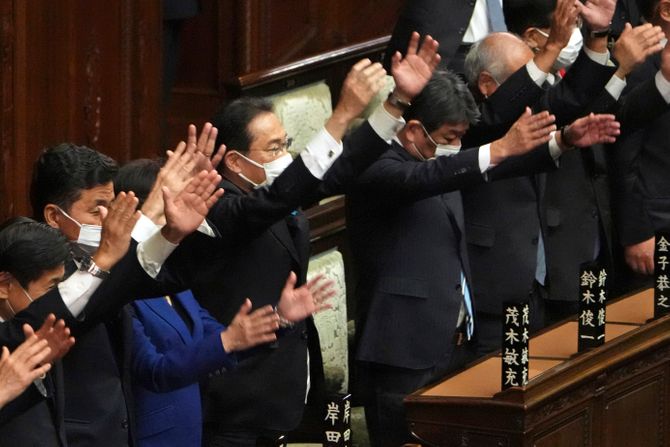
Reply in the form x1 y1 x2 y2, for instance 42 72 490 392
250 137 294 157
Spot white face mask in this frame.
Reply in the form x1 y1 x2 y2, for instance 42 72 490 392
434 144 462 157
5 281 33 317
234 151 293 188
58 207 102 253
535 27 583 72
421 124 461 158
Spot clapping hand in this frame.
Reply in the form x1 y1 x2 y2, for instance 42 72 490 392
94 192 141 271
560 113 620 148
219 299 280 352
161 170 224 244
276 272 335 324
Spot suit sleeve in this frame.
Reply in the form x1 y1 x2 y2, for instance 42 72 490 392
535 51 617 126
354 147 483 201
610 128 655 246
463 66 545 148
130 309 236 392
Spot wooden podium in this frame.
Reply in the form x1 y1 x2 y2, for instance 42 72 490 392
405 289 670 446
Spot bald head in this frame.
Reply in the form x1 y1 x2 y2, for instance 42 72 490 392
465 32 534 97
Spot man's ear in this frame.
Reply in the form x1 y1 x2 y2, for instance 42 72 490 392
659 1 670 22
521 28 543 52
477 71 498 98
404 120 424 144
0 274 11 300
44 204 62 229
224 150 243 173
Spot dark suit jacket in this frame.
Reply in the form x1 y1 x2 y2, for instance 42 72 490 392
612 54 670 246
347 141 556 370
131 290 234 447
160 121 390 432
384 0 476 72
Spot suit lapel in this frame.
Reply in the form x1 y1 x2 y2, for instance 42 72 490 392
269 218 302 266
175 291 204 340
144 298 192 344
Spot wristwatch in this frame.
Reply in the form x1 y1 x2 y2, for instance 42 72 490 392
80 256 111 280
589 27 611 38
387 91 412 110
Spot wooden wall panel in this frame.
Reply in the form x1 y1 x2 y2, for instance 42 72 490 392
0 0 162 221
164 0 403 150
1 0 401 222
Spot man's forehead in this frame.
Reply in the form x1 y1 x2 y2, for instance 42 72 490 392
73 183 114 206
248 112 286 141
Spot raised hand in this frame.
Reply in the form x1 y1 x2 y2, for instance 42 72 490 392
0 332 53 408
391 32 441 103
219 299 279 353
614 23 665 79
30 314 75 364
560 113 621 147
625 237 655 275
188 123 226 173
94 191 141 271
534 0 580 72
326 59 387 140
490 108 557 163
276 272 335 324
161 170 224 244
577 0 616 31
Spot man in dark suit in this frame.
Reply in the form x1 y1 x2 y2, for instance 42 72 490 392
161 37 441 446
384 0 508 73
611 0 670 278
346 64 586 445
459 0 646 352
18 144 224 447
0 218 74 445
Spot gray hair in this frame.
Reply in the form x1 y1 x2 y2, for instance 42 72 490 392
464 33 515 87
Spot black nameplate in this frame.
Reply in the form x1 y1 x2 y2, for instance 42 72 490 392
655 233 670 319
501 301 530 390
323 393 351 446
578 262 607 351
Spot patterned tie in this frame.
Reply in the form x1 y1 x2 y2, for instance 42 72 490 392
535 231 547 285
486 0 507 32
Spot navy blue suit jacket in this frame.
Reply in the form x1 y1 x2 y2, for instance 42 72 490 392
131 290 235 447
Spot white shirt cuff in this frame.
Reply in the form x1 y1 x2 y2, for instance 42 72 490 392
197 220 217 238
299 128 344 180
655 70 670 104
605 74 627 100
479 144 492 173
368 104 405 143
549 131 563 160
526 60 549 87
131 213 160 243
583 46 611 66
57 270 104 317
136 231 178 279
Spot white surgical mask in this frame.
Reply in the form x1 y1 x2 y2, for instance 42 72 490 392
5 281 33 317
421 124 461 158
434 144 462 157
234 151 293 188
58 207 102 253
535 27 583 72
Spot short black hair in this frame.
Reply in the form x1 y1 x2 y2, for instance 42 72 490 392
114 158 162 206
504 0 555 36
404 70 480 132
30 143 118 220
637 0 659 20
211 96 274 156
0 217 68 288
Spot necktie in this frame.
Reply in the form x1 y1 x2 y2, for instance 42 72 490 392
535 231 547 285
486 0 507 32
461 272 475 339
